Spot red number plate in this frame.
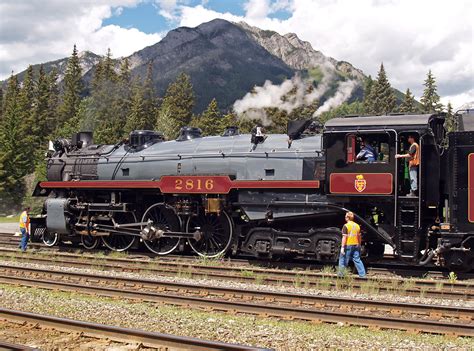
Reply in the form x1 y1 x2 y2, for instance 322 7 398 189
159 176 232 194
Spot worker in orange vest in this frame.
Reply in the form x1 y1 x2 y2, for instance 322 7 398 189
396 135 420 197
338 211 366 277
19 207 30 252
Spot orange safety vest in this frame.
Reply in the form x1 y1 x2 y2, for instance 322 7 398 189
19 211 30 229
409 142 420 168
344 220 361 246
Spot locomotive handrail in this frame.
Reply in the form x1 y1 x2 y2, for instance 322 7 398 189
55 150 323 163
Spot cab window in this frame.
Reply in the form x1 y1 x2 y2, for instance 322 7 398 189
346 133 390 164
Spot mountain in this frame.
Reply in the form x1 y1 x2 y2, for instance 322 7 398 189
4 19 394 113
124 19 294 112
3 51 102 88
237 22 365 80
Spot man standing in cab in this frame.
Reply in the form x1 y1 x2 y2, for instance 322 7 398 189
19 206 30 252
395 135 420 197
338 211 366 278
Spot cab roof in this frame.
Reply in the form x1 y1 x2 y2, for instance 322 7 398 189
324 114 444 130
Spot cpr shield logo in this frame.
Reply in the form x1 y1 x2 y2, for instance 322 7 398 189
354 174 366 192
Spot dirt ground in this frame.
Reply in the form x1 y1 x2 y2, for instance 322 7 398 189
0 320 158 351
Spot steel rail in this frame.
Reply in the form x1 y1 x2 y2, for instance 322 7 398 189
0 250 472 300
0 233 473 280
0 268 472 337
0 340 38 350
0 264 472 320
0 308 265 351
0 239 471 281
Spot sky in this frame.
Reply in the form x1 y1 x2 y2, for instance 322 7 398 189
0 0 472 108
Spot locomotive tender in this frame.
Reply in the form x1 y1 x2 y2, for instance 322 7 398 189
32 113 474 271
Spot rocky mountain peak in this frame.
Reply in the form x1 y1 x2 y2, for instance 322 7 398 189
236 21 364 81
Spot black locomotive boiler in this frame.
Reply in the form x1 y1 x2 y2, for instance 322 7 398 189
31 113 474 271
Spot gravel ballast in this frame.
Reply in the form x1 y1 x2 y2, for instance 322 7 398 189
0 258 471 308
0 284 472 350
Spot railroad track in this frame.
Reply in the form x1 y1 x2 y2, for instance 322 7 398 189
0 232 473 281
0 308 263 350
0 248 472 300
0 340 37 351
0 265 473 337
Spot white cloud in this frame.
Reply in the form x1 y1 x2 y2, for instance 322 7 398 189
244 0 271 19
0 0 162 79
154 0 178 20
176 0 474 107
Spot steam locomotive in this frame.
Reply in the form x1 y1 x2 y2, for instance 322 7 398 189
32 112 474 271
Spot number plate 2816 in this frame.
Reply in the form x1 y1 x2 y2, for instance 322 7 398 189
159 176 232 194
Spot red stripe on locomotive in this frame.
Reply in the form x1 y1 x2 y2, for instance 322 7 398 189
39 177 320 194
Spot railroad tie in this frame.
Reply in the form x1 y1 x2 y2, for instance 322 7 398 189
429 311 442 320
389 309 402 316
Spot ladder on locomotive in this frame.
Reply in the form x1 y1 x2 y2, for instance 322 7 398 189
397 197 419 259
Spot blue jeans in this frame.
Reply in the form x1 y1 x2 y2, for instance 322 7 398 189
20 228 29 251
409 166 418 191
338 245 366 277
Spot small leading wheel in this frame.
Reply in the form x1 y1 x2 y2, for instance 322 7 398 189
42 231 59 247
101 212 137 252
186 211 233 258
81 235 100 250
142 203 181 255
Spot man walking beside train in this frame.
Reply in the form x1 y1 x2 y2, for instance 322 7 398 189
395 135 420 197
19 206 30 252
338 211 366 278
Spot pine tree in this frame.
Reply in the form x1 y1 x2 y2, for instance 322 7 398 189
368 63 397 115
0 74 29 211
102 48 117 82
445 102 457 133
31 65 50 151
58 45 83 126
267 107 289 134
89 50 125 144
0 87 3 120
56 98 90 139
420 70 443 113
17 65 37 173
156 72 195 139
194 98 222 136
156 103 180 140
399 88 417 113
142 62 157 130
220 112 237 131
47 69 60 135
17 65 36 120
124 80 147 133
117 57 133 134
363 76 374 113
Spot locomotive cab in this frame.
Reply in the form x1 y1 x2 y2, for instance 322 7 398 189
324 114 447 265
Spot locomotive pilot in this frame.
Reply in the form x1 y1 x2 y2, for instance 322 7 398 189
338 211 366 278
395 135 420 197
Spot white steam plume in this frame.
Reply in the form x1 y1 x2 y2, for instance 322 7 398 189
313 80 357 117
233 65 334 125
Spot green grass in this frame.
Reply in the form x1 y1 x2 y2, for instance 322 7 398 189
0 216 19 223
